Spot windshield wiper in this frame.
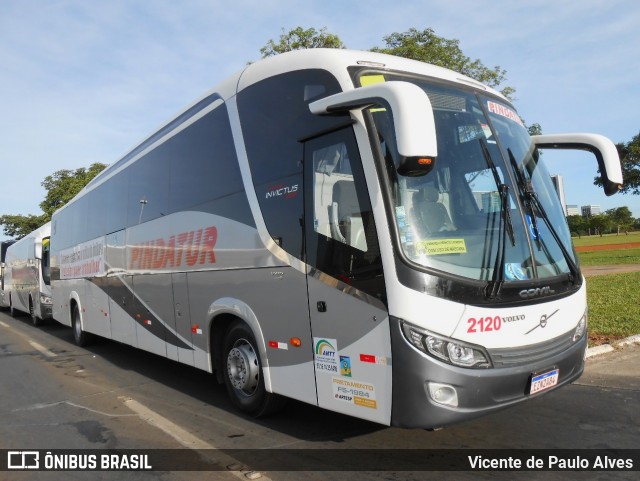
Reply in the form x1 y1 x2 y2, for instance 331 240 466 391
479 139 515 300
507 149 541 245
507 149 579 283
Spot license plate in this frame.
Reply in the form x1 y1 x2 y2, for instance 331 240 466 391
529 369 559 395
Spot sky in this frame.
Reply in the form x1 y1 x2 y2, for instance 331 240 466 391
1 0 638 241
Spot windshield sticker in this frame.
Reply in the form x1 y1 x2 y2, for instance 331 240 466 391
481 123 493 139
525 214 541 240
417 238 467 255
504 262 529 281
360 75 387 112
395 206 414 244
360 74 386 86
487 101 524 127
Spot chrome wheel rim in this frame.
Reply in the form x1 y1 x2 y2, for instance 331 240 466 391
227 339 259 396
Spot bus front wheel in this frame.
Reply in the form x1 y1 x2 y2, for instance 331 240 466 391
222 320 285 417
29 298 41 327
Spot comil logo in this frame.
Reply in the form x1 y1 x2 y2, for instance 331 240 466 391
8 451 39 469
519 286 555 299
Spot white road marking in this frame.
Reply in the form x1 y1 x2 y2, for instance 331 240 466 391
121 396 269 480
28 340 58 358
13 400 138 418
0 320 59 358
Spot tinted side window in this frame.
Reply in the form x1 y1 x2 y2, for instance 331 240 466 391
238 69 347 258
105 170 128 233
86 183 107 240
52 206 71 251
127 149 170 226
71 195 88 244
168 104 246 219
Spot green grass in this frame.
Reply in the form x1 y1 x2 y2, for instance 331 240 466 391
562 232 640 345
572 231 640 247
577 248 640 266
587 272 640 344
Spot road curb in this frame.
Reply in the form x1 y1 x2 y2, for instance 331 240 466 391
586 334 640 359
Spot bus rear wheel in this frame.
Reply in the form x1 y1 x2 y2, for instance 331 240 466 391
72 304 94 347
222 320 285 417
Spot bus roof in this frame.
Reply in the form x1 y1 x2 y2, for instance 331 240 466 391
74 49 505 206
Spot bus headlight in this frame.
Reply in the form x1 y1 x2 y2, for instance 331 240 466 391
573 310 587 342
40 293 52 305
401 322 492 368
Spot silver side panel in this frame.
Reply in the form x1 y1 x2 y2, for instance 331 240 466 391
172 272 195 366
189 267 317 405
83 279 112 339
133 274 170 358
108 277 137 346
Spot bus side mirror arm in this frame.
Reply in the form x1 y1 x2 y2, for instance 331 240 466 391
532 133 623 196
309 81 438 175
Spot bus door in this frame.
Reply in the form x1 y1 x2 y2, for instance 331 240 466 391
303 127 392 425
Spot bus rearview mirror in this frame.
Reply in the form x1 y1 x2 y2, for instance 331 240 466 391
532 133 623 196
309 81 438 176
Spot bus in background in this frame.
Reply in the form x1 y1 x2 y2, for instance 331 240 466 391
0 239 17 308
50 49 622 428
4 223 53 325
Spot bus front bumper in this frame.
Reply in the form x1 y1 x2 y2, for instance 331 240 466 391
39 301 53 319
389 316 587 429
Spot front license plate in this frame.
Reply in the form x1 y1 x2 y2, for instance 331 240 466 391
529 369 559 395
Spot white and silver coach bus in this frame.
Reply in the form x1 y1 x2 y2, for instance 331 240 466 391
0 239 17 308
5 223 53 325
50 49 622 428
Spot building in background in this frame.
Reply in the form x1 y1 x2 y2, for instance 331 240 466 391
581 205 601 217
566 205 580 216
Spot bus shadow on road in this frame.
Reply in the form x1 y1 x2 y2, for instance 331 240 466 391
29 317 383 443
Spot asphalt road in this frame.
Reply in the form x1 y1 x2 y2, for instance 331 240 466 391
0 310 638 481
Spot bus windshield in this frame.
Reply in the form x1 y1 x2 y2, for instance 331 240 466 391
360 72 575 283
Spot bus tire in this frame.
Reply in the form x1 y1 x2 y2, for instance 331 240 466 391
29 297 41 327
222 320 285 417
72 304 94 347
9 299 18 318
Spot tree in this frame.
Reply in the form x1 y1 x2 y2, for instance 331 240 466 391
0 162 106 239
594 132 640 195
588 214 613 237
371 28 515 99
527 123 542 137
260 27 345 58
604 206 634 234
0 214 47 239
260 26 516 100
566 214 588 237
39 163 107 218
